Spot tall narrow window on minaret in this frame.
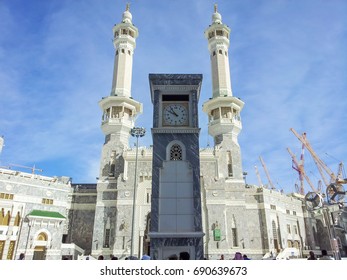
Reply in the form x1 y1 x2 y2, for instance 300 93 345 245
272 220 278 239
104 229 110 248
227 151 233 177
104 218 111 248
232 228 238 247
231 215 238 247
109 151 116 176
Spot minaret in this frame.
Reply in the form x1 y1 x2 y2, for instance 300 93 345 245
202 5 244 180
92 5 142 257
99 3 142 146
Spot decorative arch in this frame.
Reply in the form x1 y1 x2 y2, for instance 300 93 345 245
32 230 51 260
32 229 52 248
287 240 293 247
14 211 21 226
37 232 48 241
0 209 11 226
166 140 186 161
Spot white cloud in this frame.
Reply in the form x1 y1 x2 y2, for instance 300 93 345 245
0 0 346 194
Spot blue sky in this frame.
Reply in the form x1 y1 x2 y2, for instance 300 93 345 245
0 0 346 195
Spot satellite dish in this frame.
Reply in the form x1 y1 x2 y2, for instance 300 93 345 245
326 183 346 204
305 192 323 211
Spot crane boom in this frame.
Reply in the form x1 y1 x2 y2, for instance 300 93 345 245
254 165 264 187
259 156 276 190
287 147 318 194
9 163 43 174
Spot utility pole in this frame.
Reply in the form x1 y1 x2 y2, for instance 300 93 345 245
130 127 146 258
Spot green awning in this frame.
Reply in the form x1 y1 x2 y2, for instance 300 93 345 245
28 210 66 219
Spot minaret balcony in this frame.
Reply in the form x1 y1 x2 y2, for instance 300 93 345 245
101 118 134 136
101 116 134 126
208 116 242 127
113 36 136 48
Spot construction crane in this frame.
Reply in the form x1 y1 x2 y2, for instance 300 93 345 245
336 162 346 181
286 135 306 195
290 128 347 186
9 163 43 174
290 128 347 204
290 128 344 260
259 156 276 190
287 147 319 194
254 165 264 188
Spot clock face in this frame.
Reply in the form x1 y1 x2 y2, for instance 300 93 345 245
163 104 188 126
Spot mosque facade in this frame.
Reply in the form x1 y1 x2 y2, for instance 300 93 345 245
0 6 346 260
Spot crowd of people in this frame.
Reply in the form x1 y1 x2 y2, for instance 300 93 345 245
98 251 190 260
16 249 335 260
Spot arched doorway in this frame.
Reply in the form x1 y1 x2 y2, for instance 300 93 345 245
33 232 48 260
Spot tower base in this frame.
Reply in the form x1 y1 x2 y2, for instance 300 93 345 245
149 232 204 260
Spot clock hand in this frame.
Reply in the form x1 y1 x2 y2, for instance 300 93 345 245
170 109 178 116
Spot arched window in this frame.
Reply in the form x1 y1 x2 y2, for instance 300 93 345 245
170 144 182 161
231 215 238 247
14 212 21 226
166 141 186 161
0 208 4 225
272 221 278 239
37 232 48 241
1 210 11 226
287 240 293 247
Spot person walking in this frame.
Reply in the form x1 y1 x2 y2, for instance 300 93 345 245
233 252 243 260
307 251 316 260
319 249 333 260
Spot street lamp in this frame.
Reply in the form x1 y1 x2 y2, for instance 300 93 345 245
130 127 146 257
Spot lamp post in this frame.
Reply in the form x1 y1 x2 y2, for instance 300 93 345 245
130 127 146 257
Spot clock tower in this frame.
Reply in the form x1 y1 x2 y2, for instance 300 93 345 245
149 74 204 260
